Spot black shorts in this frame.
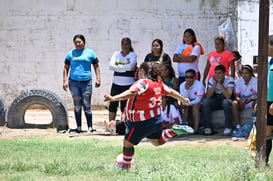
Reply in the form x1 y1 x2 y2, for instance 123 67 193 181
109 83 131 113
125 115 163 145
268 101 273 126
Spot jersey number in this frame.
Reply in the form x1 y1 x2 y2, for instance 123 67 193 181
149 96 162 108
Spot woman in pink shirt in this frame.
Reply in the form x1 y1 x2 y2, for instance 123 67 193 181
202 36 235 85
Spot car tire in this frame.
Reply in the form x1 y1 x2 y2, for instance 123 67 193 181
7 89 69 131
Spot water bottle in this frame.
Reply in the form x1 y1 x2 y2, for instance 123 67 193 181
252 111 256 124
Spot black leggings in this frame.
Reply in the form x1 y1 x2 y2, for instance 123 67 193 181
109 83 131 113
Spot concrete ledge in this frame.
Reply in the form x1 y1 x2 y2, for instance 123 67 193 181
210 108 252 129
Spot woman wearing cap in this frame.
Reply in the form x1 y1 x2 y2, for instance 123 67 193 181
232 65 257 130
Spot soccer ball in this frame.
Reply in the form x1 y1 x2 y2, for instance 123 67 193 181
115 154 134 168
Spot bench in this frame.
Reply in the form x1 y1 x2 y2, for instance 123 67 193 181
209 108 253 129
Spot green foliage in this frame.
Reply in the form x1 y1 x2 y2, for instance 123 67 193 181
0 138 272 181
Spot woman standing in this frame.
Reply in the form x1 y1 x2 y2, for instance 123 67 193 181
108 37 137 123
63 34 100 133
202 36 235 85
144 39 171 64
173 28 204 84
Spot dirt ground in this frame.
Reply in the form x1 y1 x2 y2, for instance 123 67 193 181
0 109 248 148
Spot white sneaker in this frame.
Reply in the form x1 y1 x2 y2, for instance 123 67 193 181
223 128 232 135
204 128 212 135
171 124 194 135
236 124 241 130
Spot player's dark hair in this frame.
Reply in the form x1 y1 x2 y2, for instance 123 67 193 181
215 64 226 73
166 97 176 116
150 63 162 80
242 64 255 77
232 51 242 59
185 69 196 76
151 39 163 54
139 62 162 80
139 62 150 77
183 28 197 43
73 34 85 44
121 37 134 52
162 61 176 79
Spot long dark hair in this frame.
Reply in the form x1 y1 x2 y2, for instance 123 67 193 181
183 28 197 44
242 64 255 77
162 62 176 79
73 34 86 44
139 62 162 81
121 37 134 52
139 62 150 77
150 63 162 80
151 39 163 55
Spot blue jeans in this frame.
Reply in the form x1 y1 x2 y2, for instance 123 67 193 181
202 95 232 129
69 79 93 128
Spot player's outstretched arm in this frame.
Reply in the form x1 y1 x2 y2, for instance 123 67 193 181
168 89 190 105
104 89 138 102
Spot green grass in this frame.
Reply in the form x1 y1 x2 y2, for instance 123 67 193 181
0 137 272 181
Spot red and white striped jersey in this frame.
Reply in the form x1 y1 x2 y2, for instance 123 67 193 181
125 78 171 122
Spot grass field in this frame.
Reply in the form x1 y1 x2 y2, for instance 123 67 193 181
0 136 272 181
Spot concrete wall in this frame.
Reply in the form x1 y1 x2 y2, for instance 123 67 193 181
237 0 273 65
0 0 241 109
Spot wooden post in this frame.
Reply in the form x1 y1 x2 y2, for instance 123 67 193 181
256 0 269 168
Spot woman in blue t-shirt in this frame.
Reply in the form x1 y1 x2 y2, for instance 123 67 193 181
63 34 101 133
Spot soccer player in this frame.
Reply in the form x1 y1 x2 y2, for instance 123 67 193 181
104 62 193 170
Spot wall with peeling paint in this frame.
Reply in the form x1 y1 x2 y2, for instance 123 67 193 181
1 0 266 109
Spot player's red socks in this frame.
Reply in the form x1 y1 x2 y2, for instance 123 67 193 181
122 147 134 168
159 129 177 144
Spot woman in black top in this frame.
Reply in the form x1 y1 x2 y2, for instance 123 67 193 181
144 39 171 64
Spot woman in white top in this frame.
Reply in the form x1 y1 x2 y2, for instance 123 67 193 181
232 65 257 129
173 28 204 85
108 37 137 122
161 96 183 129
